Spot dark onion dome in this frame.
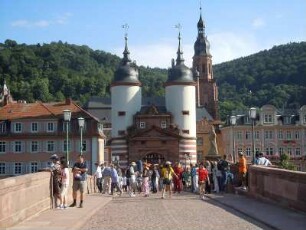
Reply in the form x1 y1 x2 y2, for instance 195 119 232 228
112 36 141 85
166 32 195 84
194 13 211 56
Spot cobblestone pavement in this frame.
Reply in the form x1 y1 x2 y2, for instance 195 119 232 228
82 192 272 230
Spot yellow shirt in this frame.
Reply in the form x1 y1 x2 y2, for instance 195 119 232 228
162 167 175 180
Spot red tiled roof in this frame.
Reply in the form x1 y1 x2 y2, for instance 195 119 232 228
0 100 98 121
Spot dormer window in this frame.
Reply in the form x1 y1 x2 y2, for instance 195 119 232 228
284 117 291 124
140 122 146 129
264 114 273 123
118 111 126 116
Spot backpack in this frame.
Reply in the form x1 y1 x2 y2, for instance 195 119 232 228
126 168 131 178
217 160 224 171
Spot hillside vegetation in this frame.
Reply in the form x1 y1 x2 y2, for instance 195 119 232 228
0 39 305 120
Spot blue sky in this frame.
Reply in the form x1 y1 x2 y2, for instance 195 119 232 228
1 0 305 68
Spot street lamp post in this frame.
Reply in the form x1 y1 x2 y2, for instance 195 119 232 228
78 117 85 156
249 107 257 164
63 110 71 165
230 115 237 163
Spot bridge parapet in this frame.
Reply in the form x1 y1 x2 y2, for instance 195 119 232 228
249 165 306 212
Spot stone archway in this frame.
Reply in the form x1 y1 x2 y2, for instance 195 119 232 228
142 153 165 165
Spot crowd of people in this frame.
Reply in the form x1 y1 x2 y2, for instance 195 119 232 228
48 150 272 210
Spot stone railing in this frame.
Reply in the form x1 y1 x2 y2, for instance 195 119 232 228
0 172 95 228
248 165 306 212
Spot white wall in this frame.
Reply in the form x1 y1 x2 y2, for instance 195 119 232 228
111 85 141 137
166 85 196 137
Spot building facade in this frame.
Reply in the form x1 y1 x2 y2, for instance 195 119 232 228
0 95 105 177
221 104 306 171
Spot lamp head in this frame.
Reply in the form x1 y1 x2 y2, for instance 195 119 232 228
63 110 71 121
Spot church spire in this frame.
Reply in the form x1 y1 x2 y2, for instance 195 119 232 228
175 24 184 65
122 24 131 64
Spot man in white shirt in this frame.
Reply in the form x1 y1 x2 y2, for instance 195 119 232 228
257 152 272 166
94 162 103 193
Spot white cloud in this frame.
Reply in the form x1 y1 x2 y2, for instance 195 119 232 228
33 20 50 27
252 17 266 28
10 13 72 28
11 20 29 27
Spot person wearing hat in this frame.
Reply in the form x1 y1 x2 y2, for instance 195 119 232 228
49 154 61 208
127 162 137 197
161 161 177 199
238 151 247 190
142 162 151 197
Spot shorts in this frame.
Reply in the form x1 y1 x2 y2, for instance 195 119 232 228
73 180 86 193
163 178 171 185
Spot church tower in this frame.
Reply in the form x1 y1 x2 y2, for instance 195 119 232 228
165 31 197 165
111 34 142 166
193 8 219 120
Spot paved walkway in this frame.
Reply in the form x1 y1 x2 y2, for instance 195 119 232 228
4 192 306 230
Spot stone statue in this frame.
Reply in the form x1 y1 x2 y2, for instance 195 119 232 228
207 125 219 155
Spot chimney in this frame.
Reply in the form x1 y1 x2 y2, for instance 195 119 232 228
65 98 72 105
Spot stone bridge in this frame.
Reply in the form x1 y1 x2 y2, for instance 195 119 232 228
1 166 306 230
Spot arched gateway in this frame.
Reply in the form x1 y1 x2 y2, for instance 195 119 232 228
142 153 165 165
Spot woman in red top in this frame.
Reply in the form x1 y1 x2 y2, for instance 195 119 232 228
197 163 210 200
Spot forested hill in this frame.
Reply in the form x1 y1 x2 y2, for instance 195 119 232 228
214 42 306 119
0 39 305 120
0 39 167 104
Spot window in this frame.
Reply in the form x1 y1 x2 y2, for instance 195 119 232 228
182 130 189 134
264 114 273 123
237 131 242 140
197 138 203 146
47 122 54 132
245 147 251 156
295 131 300 139
284 117 291 124
81 140 87 152
62 122 71 132
63 140 71 152
255 131 260 140
14 162 22 174
265 147 273 155
295 148 301 156
0 142 6 153
31 141 38 152
287 148 292 156
0 162 5 174
14 141 22 153
118 111 126 116
31 162 38 173
47 141 55 152
255 148 260 154
161 121 167 129
238 148 243 154
286 131 292 140
0 122 6 133
279 147 284 155
245 131 251 140
140 122 146 129
244 116 250 124
14 123 22 133
265 130 273 139
31 122 38 132
278 130 283 139
304 115 306 123
182 110 189 115
118 130 125 136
